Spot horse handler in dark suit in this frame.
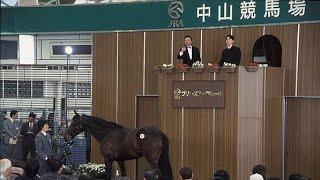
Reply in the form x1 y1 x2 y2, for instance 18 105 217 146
35 119 52 175
21 112 40 161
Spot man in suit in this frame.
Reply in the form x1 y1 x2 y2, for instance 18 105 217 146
21 112 40 161
177 35 201 67
35 119 52 175
218 35 241 66
3 110 20 160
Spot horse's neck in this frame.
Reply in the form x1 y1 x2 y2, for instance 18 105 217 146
83 116 122 143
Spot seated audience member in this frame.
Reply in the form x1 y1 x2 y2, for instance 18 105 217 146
289 173 311 180
218 35 241 66
144 169 159 180
78 172 94 180
39 158 71 180
16 158 39 180
0 158 24 179
252 164 266 180
179 167 193 180
0 158 12 180
213 169 229 180
250 173 264 180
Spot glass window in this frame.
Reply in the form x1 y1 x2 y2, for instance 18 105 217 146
4 80 17 98
18 81 31 98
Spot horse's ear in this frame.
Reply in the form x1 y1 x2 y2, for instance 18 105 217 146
74 110 79 116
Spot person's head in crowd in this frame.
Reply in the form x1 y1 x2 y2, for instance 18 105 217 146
10 110 18 120
28 112 37 123
78 172 94 180
213 169 229 180
0 158 12 178
225 34 235 48
179 167 192 180
184 35 193 47
289 174 311 180
48 158 63 173
252 164 266 180
144 169 159 180
38 119 49 132
267 177 280 180
24 158 39 178
250 173 264 180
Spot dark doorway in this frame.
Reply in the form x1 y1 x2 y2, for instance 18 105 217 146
252 35 282 67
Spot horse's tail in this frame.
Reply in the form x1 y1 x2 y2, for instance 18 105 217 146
159 133 173 180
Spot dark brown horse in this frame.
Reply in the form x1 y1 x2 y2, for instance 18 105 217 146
64 111 172 180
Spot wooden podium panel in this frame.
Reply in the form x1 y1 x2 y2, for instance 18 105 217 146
157 66 284 180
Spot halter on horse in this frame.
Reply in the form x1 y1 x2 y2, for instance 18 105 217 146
64 111 173 180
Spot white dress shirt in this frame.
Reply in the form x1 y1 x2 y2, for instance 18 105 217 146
179 46 193 60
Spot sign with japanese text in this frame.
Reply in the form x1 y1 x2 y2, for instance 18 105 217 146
173 80 225 108
1 0 319 34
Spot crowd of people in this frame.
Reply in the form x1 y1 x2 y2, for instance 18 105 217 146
0 110 311 180
143 165 311 180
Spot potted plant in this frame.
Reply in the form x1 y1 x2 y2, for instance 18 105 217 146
245 63 259 72
191 61 204 72
207 63 220 73
222 62 237 73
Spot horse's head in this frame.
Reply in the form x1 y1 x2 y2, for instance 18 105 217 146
63 110 86 142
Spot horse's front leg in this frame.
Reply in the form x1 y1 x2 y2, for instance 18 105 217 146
118 161 126 176
104 158 113 180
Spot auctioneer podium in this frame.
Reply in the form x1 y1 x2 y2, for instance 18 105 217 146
156 66 284 180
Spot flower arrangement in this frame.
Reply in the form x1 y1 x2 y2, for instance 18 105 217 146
223 62 236 67
78 163 105 178
176 64 189 73
222 62 237 73
162 63 173 68
191 61 204 72
192 61 204 68
161 63 174 73
208 63 220 73
245 63 259 72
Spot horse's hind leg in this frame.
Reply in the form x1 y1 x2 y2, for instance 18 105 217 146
104 158 113 180
118 161 126 176
144 144 162 169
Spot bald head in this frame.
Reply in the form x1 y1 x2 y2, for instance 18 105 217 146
0 158 12 175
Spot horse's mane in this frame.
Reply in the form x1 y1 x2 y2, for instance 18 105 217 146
82 114 124 129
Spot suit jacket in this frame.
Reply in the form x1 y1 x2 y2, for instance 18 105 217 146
219 46 241 66
3 118 20 144
35 132 52 161
177 46 201 67
21 122 40 145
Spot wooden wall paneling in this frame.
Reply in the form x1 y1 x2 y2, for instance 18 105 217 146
232 27 263 66
158 73 182 179
265 24 298 96
215 70 239 179
264 68 284 178
92 33 117 163
285 98 320 180
202 28 231 65
136 96 160 179
297 23 320 96
173 30 201 65
183 70 214 180
145 31 172 94
237 67 264 180
118 32 144 179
